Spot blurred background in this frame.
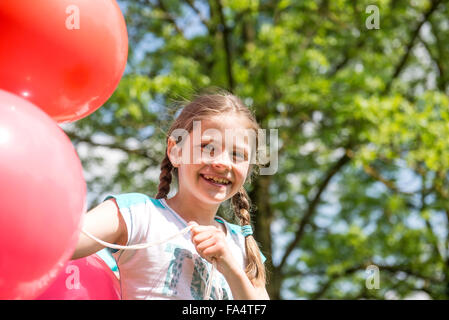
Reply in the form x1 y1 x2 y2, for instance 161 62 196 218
61 0 449 299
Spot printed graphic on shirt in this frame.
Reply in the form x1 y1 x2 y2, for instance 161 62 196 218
190 256 207 300
190 254 230 300
163 246 193 297
163 243 230 300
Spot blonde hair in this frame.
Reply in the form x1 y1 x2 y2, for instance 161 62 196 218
155 92 266 287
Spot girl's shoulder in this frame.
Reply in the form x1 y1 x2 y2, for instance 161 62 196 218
104 192 163 211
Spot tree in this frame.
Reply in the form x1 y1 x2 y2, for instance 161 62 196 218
64 0 449 299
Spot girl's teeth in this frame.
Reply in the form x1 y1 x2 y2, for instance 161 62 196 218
203 175 229 184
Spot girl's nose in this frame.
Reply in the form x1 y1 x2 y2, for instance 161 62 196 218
211 150 232 170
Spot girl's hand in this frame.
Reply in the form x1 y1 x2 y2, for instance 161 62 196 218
189 221 270 300
188 221 241 277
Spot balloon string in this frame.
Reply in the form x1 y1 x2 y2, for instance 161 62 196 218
81 225 217 300
81 225 193 250
204 258 223 300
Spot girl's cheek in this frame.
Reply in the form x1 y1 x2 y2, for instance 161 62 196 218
236 162 250 174
233 164 249 184
195 155 212 166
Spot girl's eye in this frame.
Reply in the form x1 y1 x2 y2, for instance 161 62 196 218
201 143 215 152
233 151 247 161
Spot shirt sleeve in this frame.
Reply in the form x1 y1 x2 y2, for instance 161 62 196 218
103 193 152 252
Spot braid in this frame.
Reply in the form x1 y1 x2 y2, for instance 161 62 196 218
155 154 174 199
231 187 266 287
232 188 251 224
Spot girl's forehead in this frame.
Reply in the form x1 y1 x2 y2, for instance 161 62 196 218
189 115 256 148
201 114 251 128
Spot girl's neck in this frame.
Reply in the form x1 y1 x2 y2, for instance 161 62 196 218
165 192 220 226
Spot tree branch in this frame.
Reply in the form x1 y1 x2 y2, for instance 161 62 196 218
288 260 441 299
326 0 366 77
65 130 160 163
417 167 445 262
311 263 367 300
184 0 212 33
276 150 352 272
362 163 414 196
311 278 334 300
419 21 447 92
418 34 446 92
383 0 442 94
215 0 235 92
378 264 442 284
327 36 366 77
429 19 448 92
154 0 183 35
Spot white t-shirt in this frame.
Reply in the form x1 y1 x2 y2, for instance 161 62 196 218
104 193 265 300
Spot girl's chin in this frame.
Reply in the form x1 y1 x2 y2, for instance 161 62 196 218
199 191 230 204
197 188 233 204
195 174 239 203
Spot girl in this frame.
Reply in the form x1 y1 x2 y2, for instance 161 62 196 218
72 93 269 300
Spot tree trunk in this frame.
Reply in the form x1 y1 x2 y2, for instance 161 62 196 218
249 174 281 299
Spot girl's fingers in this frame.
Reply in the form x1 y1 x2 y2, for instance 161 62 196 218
202 242 225 257
187 221 199 227
195 236 218 253
188 223 227 261
190 224 222 243
192 231 215 245
190 225 218 234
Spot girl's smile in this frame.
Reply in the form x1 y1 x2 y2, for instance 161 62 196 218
199 173 233 187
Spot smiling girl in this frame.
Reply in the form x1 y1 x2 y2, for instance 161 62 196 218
72 93 269 300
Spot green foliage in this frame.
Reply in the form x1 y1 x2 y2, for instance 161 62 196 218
65 0 449 299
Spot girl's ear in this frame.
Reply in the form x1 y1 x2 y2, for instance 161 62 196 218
167 137 182 167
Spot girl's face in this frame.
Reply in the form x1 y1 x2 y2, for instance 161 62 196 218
169 114 255 205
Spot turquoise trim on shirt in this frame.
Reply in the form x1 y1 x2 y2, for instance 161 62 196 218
105 193 166 211
104 192 150 210
96 248 118 272
150 198 165 209
215 217 239 235
159 198 189 227
215 217 267 264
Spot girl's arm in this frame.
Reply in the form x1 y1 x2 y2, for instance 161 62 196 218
219 261 270 300
189 222 270 300
71 198 128 259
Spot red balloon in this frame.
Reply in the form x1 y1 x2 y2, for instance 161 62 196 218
0 90 86 299
0 0 128 123
36 254 121 300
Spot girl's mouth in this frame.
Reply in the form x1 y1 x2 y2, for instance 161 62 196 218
200 174 232 187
